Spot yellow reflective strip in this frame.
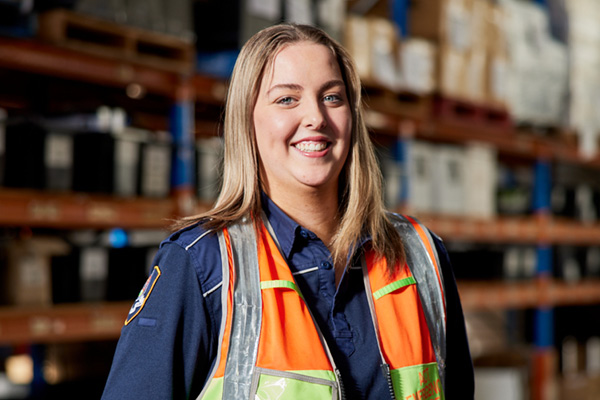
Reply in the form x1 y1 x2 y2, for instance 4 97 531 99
200 376 223 399
373 276 416 300
260 280 304 300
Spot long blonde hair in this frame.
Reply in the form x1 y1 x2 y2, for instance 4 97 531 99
177 24 405 272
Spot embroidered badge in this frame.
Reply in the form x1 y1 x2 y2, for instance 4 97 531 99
125 266 161 325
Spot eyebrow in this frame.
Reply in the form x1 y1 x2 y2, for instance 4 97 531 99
266 79 346 96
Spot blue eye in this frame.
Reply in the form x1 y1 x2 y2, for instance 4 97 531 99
277 97 294 105
324 94 341 102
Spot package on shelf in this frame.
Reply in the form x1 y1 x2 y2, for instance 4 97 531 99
407 0 496 103
80 246 110 302
1 236 70 306
196 136 223 203
503 245 537 281
552 163 600 223
409 0 475 49
554 245 600 283
67 118 172 197
344 15 400 89
317 0 346 41
485 4 510 109
463 142 497 219
498 0 569 127
565 0 600 158
139 129 172 198
52 229 159 304
345 15 436 94
398 38 437 94
559 335 600 399
406 140 435 214
474 366 529 400
44 130 74 192
431 144 465 215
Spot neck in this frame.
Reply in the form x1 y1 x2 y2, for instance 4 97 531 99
266 185 340 247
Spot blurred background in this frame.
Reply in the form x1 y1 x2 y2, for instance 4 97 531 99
0 0 599 399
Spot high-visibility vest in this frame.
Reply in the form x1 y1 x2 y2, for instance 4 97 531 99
197 214 446 400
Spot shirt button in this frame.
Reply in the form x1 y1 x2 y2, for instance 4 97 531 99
300 230 309 239
320 261 332 270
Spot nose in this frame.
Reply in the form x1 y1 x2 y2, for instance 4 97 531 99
303 99 327 130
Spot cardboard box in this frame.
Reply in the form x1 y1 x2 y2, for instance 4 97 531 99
2 237 70 306
398 38 437 94
345 15 400 89
409 0 474 51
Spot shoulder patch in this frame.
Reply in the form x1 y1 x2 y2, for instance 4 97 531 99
125 266 161 325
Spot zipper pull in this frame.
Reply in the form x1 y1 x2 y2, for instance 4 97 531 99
381 363 396 400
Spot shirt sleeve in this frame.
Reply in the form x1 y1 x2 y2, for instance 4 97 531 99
432 233 475 399
101 241 219 399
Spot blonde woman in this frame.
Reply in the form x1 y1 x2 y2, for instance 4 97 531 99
102 24 473 400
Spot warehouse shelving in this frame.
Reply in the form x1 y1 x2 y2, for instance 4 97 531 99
1 18 599 399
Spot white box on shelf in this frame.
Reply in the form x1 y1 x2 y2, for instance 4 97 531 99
407 140 435 214
463 143 497 219
432 144 465 215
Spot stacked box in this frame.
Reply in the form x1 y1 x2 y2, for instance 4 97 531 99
345 15 437 94
463 143 497 219
499 0 569 127
565 0 600 158
2 237 70 306
409 0 493 103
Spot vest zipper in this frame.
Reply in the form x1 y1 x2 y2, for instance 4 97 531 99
335 369 346 400
381 363 397 400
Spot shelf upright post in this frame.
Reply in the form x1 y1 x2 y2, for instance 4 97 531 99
532 158 554 400
170 81 196 218
390 0 409 38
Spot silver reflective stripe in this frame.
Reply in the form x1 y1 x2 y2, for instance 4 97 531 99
196 230 230 400
390 213 447 391
250 367 338 399
222 218 263 400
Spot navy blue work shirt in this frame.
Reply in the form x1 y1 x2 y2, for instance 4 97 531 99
102 196 474 399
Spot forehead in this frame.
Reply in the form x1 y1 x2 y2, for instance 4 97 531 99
261 42 342 83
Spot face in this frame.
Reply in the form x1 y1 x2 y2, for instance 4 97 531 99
253 42 352 199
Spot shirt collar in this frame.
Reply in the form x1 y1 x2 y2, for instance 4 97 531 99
261 192 300 259
260 192 373 261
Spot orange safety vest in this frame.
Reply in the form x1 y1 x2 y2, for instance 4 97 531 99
197 214 446 400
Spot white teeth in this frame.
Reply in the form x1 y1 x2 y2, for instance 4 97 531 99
294 142 327 152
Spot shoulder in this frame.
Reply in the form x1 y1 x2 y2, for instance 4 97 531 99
157 222 223 297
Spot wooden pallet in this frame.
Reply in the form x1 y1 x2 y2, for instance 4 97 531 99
37 9 194 75
432 95 513 129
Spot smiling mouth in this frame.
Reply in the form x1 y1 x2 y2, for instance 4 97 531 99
293 141 329 152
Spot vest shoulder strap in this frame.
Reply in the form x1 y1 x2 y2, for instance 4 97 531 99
388 213 447 388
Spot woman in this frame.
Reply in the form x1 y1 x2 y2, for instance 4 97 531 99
102 24 474 399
